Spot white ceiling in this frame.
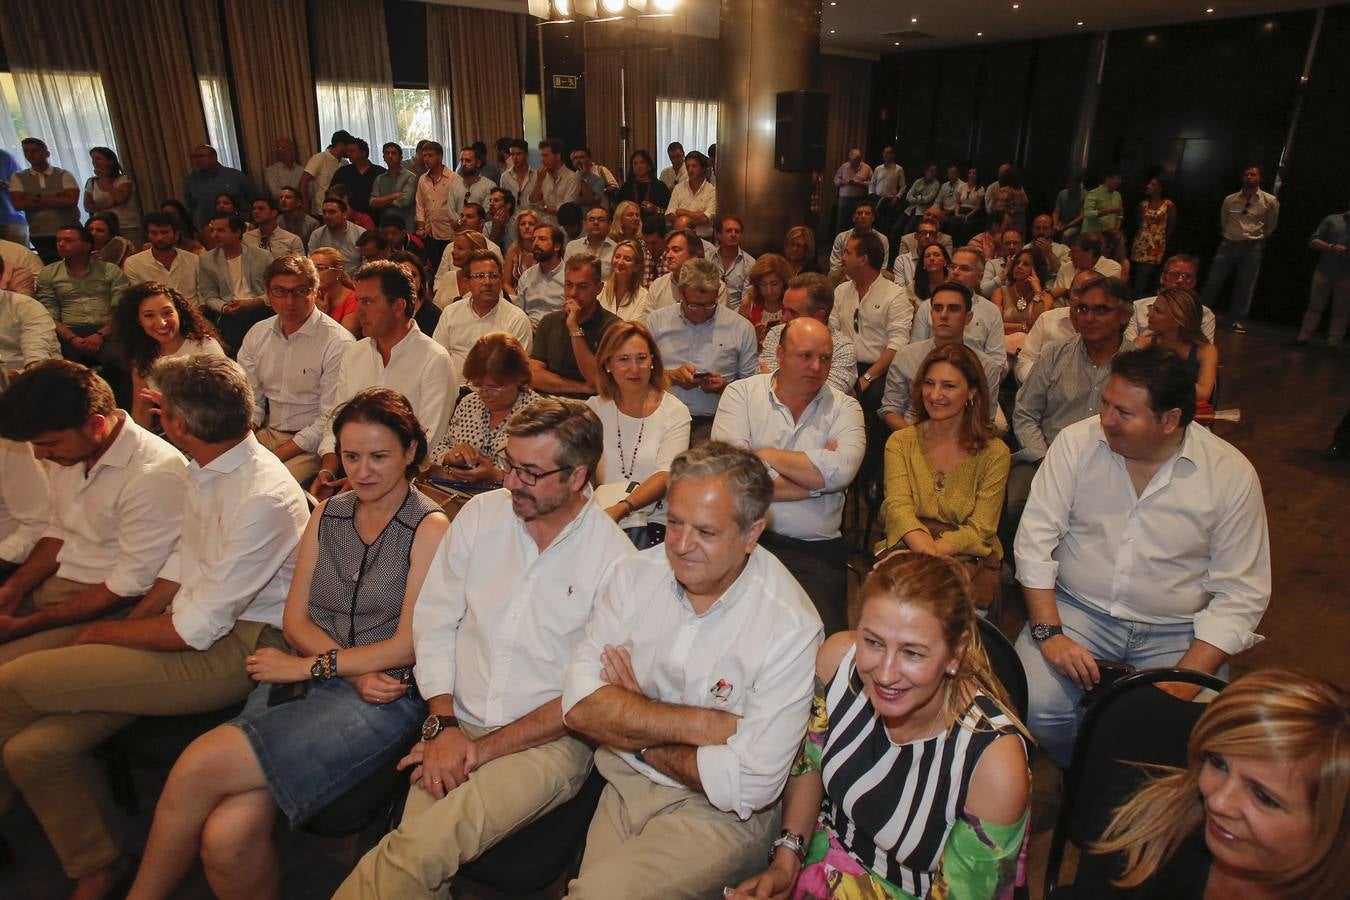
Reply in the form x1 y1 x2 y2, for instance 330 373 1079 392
819 0 1332 55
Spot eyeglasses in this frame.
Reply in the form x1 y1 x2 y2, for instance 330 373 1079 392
682 299 719 312
314 263 344 272
497 455 571 486
267 285 311 300
468 272 501 282
1164 270 1198 283
470 382 512 395
1072 303 1118 317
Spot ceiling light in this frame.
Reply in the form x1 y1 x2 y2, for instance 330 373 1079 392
1205 6 1214 12
894 41 900 46
1077 21 1085 26
911 16 918 23
1012 3 1019 8
829 29 836 34
601 0 626 11
651 0 679 11
977 31 983 36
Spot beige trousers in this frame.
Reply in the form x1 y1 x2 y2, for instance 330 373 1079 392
0 576 108 667
255 425 321 484
565 748 780 899
333 726 594 899
0 619 286 877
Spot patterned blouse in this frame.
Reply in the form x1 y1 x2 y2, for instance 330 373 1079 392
430 387 540 465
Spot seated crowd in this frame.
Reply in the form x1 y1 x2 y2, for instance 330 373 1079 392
0 131 1346 900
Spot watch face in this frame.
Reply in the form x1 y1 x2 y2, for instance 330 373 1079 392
420 716 441 741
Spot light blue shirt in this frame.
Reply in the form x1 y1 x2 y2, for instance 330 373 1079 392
715 248 756 311
515 259 565 324
307 223 366 274
646 303 758 418
909 295 1007 362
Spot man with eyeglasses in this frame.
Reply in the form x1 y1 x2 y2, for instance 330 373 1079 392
890 217 942 287
648 258 758 439
313 260 456 499
646 227 728 312
1001 274 1133 557
1200 164 1279 334
565 207 617 280
242 197 303 260
909 246 1007 363
1124 254 1216 341
432 249 533 379
335 398 633 899
237 255 353 484
529 254 619 398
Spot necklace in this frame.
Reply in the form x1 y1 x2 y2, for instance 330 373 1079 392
1014 281 1032 312
934 470 947 493
615 405 647 480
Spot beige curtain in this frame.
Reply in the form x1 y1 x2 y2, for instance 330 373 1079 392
584 49 624 173
82 0 208 219
818 54 874 237
223 0 319 179
428 5 524 151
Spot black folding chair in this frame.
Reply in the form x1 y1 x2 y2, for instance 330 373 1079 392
1043 668 1227 899
975 617 1028 724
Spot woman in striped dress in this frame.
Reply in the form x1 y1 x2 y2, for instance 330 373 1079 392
731 552 1030 900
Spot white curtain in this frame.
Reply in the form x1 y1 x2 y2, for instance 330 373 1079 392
183 1 242 169
198 77 242 169
316 82 401 151
0 86 21 157
8 70 118 187
656 97 719 160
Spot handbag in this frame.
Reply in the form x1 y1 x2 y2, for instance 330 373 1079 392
917 516 1002 611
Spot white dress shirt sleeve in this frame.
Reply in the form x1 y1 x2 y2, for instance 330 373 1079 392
304 331 354 455
560 560 637 719
0 439 49 563
170 492 304 650
1192 465 1271 656
236 329 268 429
412 502 474 699
884 291 914 353
1013 426 1084 590
710 380 752 447
878 353 913 421
696 610 820 818
14 295 59 365
417 343 458 454
105 468 187 598
802 397 866 492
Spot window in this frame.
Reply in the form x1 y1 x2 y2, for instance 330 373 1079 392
1 70 118 187
316 81 400 152
198 77 241 169
656 98 718 162
393 88 435 156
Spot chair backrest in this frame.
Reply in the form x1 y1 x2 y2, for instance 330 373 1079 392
1042 668 1227 899
976 616 1028 723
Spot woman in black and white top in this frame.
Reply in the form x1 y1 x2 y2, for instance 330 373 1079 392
585 321 690 548
433 332 539 484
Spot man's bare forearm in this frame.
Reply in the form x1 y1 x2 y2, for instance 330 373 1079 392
565 685 735 751
0 537 63 608
1022 586 1060 624
10 583 137 637
474 698 570 765
641 744 702 791
757 447 824 490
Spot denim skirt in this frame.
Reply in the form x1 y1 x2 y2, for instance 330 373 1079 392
230 677 426 826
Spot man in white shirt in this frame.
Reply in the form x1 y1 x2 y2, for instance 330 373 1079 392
829 231 913 421
243 197 304 259
868 144 906 234
714 319 864 632
9 138 80 263
979 226 1025 298
516 225 568 325
666 152 717 240
313 261 457 499
646 228 728 311
911 246 1008 362
334 399 633 899
759 273 858 395
0 361 186 664
299 129 351 216
123 213 202 307
562 442 823 898
713 214 755 311
0 274 59 375
1125 254 1216 341
879 282 1005 431
308 198 367 274
1014 346 1271 766
198 213 273 352
565 207 617 280
0 355 307 891
263 136 304 202
237 255 354 483
0 238 43 296
889 217 942 287
415 141 458 270
448 146 497 230
432 250 533 379
529 139 581 227
0 432 48 576
658 141 688 191
1048 233 1123 305
829 200 890 273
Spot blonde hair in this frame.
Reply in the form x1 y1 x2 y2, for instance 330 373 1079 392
858 552 1027 737
610 201 642 240
741 252 793 314
593 320 667 399
1153 287 1209 347
1094 669 1349 897
603 239 646 310
514 210 539 243
309 247 354 291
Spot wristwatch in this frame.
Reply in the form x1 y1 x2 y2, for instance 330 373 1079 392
421 713 459 741
769 829 807 864
1030 623 1064 642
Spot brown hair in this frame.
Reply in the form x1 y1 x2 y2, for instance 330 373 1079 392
0 360 116 440
462 332 532 387
911 344 995 452
593 321 668 399
332 387 428 477
741 252 794 313
265 253 320 292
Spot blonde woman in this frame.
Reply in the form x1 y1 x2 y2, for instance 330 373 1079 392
1135 287 1219 406
597 239 650 322
731 552 1030 900
503 209 539 293
1078 669 1348 899
609 200 644 246
783 225 822 274
310 246 359 334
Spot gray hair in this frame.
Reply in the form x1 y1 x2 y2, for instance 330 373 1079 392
668 441 772 532
503 396 603 484
677 257 722 295
151 355 253 443
787 272 834 317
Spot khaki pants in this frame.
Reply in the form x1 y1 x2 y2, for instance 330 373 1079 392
334 726 594 899
566 748 780 899
0 619 286 877
255 426 321 484
0 576 106 668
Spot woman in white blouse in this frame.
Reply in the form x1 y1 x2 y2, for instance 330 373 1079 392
112 281 224 429
84 146 141 246
432 332 539 483
586 321 691 548
597 239 651 322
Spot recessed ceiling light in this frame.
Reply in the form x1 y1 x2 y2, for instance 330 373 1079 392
1205 6 1214 12
829 1 836 5
911 16 918 23
1012 3 1020 8
977 31 983 36
1077 21 1085 26
894 41 901 46
829 29 836 34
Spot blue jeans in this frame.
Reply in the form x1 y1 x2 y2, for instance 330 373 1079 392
1200 238 1265 320
1014 588 1199 767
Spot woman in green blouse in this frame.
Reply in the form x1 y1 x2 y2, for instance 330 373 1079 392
879 343 1010 609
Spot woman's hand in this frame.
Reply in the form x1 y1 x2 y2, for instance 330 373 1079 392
1029 273 1043 294
726 855 800 899
246 648 310 684
604 502 630 523
346 672 408 704
441 443 483 469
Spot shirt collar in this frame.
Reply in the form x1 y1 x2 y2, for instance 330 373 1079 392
88 412 139 476
273 305 323 338
193 431 258 478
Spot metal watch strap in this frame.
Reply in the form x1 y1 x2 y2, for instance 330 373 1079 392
768 829 806 864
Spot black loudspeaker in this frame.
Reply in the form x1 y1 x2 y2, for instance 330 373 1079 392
775 91 829 172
